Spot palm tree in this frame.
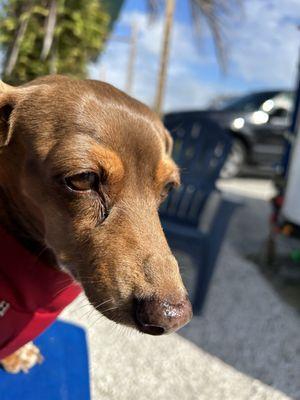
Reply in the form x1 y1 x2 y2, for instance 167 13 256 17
0 0 124 84
149 0 242 115
153 0 175 115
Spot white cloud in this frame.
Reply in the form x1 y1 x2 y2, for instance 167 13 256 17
89 1 300 112
89 9 215 112
227 0 300 87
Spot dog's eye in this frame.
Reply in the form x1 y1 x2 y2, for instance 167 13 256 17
65 172 99 192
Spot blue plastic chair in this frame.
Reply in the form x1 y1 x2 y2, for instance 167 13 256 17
0 321 90 400
161 112 238 314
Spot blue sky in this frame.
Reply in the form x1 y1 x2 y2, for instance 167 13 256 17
89 0 300 112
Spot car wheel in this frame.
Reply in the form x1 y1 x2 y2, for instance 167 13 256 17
220 139 246 179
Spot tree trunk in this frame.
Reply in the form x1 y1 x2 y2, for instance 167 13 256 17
153 0 175 116
4 4 32 77
125 22 138 95
41 0 58 61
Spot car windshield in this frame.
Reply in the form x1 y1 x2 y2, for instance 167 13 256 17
221 92 281 112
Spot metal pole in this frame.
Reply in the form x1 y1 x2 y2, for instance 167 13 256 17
153 0 175 116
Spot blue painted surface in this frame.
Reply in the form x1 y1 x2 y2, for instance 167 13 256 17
0 321 90 400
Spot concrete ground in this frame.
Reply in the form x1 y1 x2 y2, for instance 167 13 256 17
179 200 300 399
217 177 277 200
61 178 300 400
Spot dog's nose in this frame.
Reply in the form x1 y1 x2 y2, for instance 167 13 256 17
134 295 193 335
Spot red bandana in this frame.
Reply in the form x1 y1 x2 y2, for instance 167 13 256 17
0 227 81 359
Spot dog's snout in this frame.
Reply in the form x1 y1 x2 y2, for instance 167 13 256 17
134 295 193 336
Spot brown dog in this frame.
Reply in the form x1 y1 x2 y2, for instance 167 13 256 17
0 75 192 372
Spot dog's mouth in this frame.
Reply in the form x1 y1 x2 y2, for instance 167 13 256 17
79 276 192 336
86 297 167 336
76 280 154 334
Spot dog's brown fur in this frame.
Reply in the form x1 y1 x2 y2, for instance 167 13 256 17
0 75 191 371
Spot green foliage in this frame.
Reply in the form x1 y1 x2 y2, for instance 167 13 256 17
0 0 110 84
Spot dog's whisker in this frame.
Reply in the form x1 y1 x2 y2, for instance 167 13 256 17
52 284 73 298
67 295 89 310
87 314 104 329
86 305 118 327
86 305 118 329
116 324 135 339
73 300 92 312
54 280 74 290
80 305 98 321
77 299 116 324
66 300 90 316
35 245 49 260
100 305 118 314
74 295 89 305
81 298 112 313
51 273 84 297
82 298 114 320
93 298 114 310
87 306 118 319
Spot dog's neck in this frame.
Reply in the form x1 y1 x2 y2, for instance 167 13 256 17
0 147 56 265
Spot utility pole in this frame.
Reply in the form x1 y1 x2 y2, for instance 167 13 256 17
153 0 175 116
126 22 138 95
99 64 107 81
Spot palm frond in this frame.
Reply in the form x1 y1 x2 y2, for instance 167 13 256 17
147 0 242 71
191 0 226 71
190 0 242 72
147 0 163 23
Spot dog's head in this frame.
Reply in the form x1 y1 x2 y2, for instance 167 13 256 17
0 76 192 335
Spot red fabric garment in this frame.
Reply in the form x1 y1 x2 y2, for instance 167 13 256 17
0 227 81 359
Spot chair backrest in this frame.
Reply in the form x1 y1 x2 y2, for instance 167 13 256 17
160 112 232 227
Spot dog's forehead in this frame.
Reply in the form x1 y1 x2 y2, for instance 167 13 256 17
19 78 170 176
72 87 166 163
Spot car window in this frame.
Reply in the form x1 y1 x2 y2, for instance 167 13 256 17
221 92 280 112
272 92 295 112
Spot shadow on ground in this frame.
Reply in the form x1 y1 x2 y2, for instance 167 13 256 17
177 195 300 400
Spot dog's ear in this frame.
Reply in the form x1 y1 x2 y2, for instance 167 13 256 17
164 129 174 156
0 81 17 148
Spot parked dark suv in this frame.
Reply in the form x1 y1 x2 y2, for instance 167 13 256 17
165 90 294 178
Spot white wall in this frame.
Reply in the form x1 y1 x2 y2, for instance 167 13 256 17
282 129 300 224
